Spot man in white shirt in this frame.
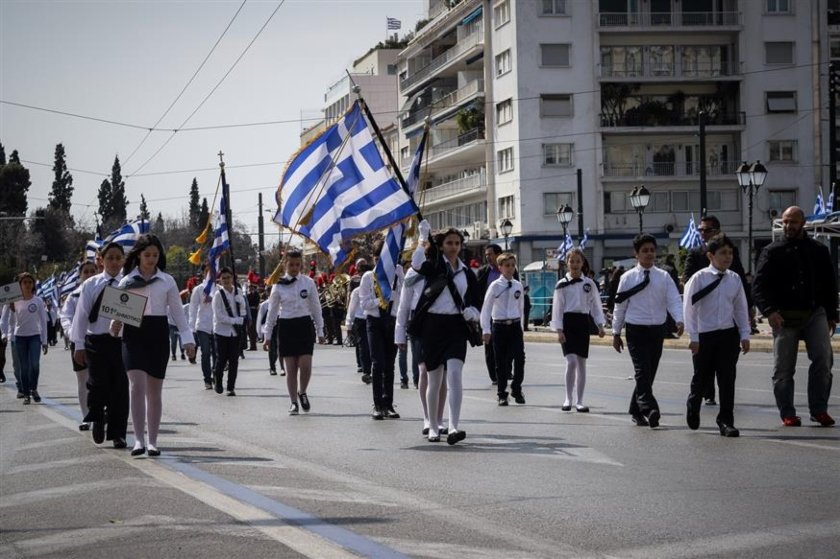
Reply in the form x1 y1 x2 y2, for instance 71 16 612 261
189 265 217 390
612 234 684 428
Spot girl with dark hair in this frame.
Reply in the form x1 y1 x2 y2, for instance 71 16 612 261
411 221 480 444
113 235 195 456
262 250 325 415
60 260 98 430
71 242 129 447
0 272 48 405
212 266 247 396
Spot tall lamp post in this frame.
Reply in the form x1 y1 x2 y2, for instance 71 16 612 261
556 203 574 249
461 229 471 261
500 218 513 251
736 160 767 274
629 184 651 233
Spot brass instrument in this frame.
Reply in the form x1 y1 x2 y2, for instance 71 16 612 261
321 273 350 308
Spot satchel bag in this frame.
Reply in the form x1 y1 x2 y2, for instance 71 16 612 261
446 276 483 348
406 275 449 338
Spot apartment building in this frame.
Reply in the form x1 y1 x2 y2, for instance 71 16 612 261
397 0 830 270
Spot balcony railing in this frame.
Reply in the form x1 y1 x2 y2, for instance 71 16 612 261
598 11 740 28
603 160 740 178
600 60 739 79
400 26 483 92
428 127 485 159
402 80 485 127
423 173 486 205
600 111 745 128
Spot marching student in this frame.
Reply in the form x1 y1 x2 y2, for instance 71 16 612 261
262 250 325 416
550 248 606 413
114 235 196 457
395 261 448 436
345 269 372 384
683 233 751 437
0 300 22 397
480 252 527 407
212 267 248 396
189 264 216 390
60 260 98 430
1 273 48 405
71 243 128 448
257 287 284 376
411 221 481 444
612 234 683 429
358 240 404 420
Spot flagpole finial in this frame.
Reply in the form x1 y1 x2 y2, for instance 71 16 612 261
351 84 361 95
218 150 225 168
424 116 431 127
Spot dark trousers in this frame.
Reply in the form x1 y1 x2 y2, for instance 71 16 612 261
687 327 740 425
0 336 6 378
168 325 182 357
47 321 57 346
408 335 421 386
367 315 397 410
353 318 371 375
248 309 258 350
626 323 665 417
492 322 525 397
195 330 215 382
214 334 240 391
268 322 279 371
484 342 497 382
84 334 128 440
323 308 343 344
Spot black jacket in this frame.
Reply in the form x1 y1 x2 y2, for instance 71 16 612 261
752 235 838 322
683 243 751 306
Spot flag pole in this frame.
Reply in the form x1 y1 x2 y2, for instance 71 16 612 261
218 151 239 291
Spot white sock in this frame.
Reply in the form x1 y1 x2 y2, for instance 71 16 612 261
426 366 444 436
446 359 464 432
576 356 587 406
564 355 578 406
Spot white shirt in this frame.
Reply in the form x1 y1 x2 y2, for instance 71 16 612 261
358 267 404 318
345 288 364 330
263 274 324 338
257 299 271 339
0 305 16 338
189 280 217 334
60 287 82 334
550 275 606 331
117 267 195 346
69 272 122 344
683 265 750 343
480 276 525 335
2 297 48 344
395 268 425 344
212 285 247 338
612 264 683 334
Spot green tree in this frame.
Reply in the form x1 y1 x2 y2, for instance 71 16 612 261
9 150 20 164
165 244 190 287
0 157 31 215
198 197 210 231
139 194 150 220
32 206 71 262
0 142 6 165
48 143 74 213
188 178 200 231
154 212 165 234
109 156 127 224
97 178 112 222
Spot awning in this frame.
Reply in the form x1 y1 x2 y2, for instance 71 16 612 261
462 6 482 25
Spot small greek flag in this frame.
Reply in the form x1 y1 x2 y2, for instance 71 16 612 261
813 189 826 216
85 240 101 262
59 266 80 296
827 183 835 213
679 214 702 249
555 233 574 260
579 229 589 250
204 191 231 298
386 17 401 30
103 219 149 250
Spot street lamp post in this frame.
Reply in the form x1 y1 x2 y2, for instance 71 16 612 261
500 219 513 251
556 203 574 251
461 229 471 261
629 184 651 233
736 160 768 274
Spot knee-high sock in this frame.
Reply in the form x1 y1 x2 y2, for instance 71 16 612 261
564 355 578 406
146 376 163 447
446 359 464 431
127 369 147 446
437 374 447 428
418 364 429 427
76 369 89 420
576 356 587 405
426 366 444 435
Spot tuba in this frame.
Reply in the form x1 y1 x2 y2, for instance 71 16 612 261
321 273 350 308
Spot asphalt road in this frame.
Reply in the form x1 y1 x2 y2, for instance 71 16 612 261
1 340 839 558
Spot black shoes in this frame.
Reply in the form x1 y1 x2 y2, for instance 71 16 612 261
705 398 717 406
113 438 127 449
371 407 384 420
422 427 430 436
31 390 41 403
385 407 400 419
131 446 146 456
16 390 24 399
686 406 700 430
575 405 589 413
22 396 31 405
631 413 649 427
561 404 572 411
498 396 509 406
147 447 161 457
0 371 5 383
299 393 310 412
400 381 409 389
227 390 236 397
214 375 223 394
171 355 176 361
79 423 90 431
269 368 277 376
91 421 106 444
428 434 440 442
361 374 372 384
717 420 739 438
204 381 213 390
289 403 299 416
512 393 526 405
647 410 661 429
447 430 466 445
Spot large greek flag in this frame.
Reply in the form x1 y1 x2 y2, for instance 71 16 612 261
555 233 574 260
679 214 702 249
374 128 427 302
59 266 80 297
204 192 231 298
275 101 417 265
103 219 149 250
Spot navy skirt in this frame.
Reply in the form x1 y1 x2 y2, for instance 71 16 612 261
122 315 170 379
420 313 467 371
561 312 591 358
276 316 316 357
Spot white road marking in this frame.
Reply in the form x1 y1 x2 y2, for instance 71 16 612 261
0 478 160 508
248 485 401 507
15 436 81 450
3 454 108 475
378 537 535 559
759 439 840 452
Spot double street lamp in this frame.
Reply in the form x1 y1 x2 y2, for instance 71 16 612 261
736 160 768 274
500 218 513 251
629 184 651 233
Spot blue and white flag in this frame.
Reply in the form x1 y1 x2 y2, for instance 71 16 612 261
204 192 231 298
276 101 417 266
386 17 401 30
813 189 826 216
555 233 574 260
103 219 149 250
827 183 835 213
36 275 56 305
59 266 80 296
579 229 589 250
374 128 427 302
85 240 101 262
679 214 702 249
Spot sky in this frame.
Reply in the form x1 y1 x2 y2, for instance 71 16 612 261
0 0 424 253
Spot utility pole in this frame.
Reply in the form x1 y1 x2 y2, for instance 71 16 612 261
830 62 838 269
257 192 266 279
698 111 707 216
576 168 584 237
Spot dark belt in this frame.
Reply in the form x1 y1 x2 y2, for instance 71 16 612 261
493 318 520 325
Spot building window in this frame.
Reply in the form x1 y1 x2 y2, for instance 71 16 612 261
765 42 794 64
832 40 840 59
766 91 797 113
540 44 571 67
496 49 512 77
768 140 798 162
496 98 513 125
768 190 797 212
544 192 574 216
540 94 572 117
541 0 567 15
494 0 510 28
497 147 514 173
542 143 573 166
766 0 792 13
498 195 515 219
